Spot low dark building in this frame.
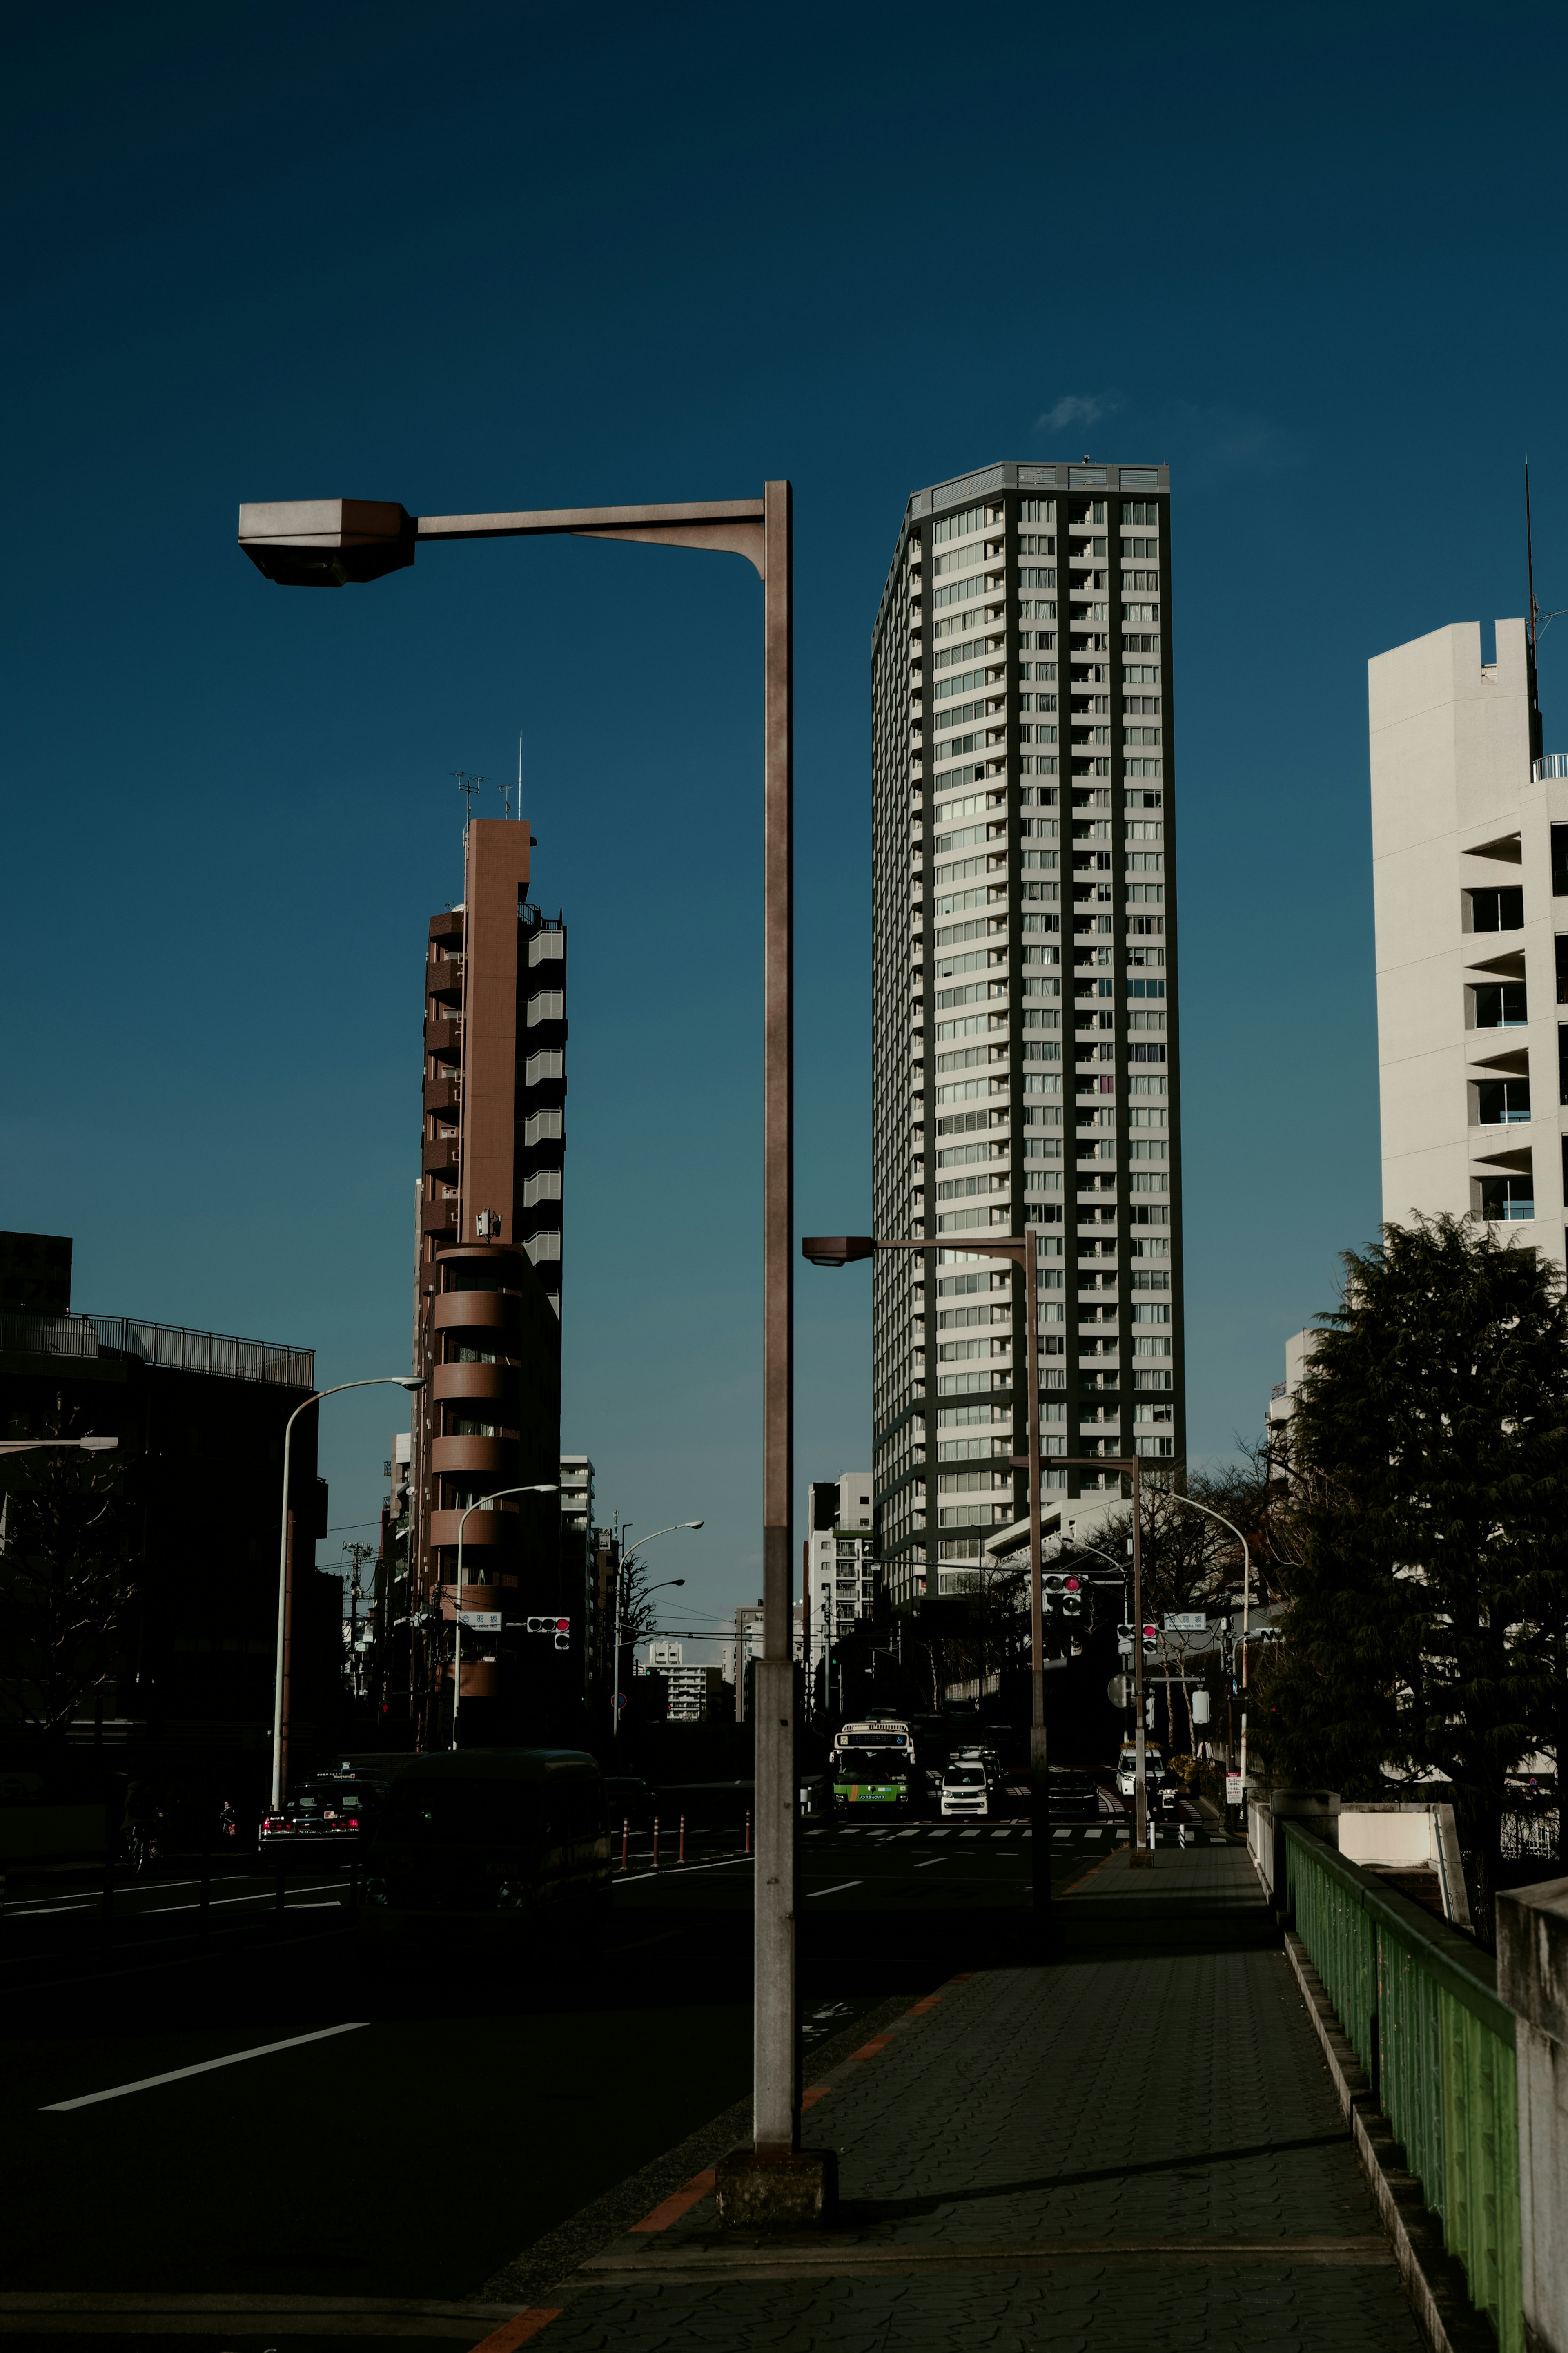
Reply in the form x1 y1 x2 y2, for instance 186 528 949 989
0 1239 332 1783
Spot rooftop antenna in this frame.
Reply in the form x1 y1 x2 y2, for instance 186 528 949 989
451 770 484 830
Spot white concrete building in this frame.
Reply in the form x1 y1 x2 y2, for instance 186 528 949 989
1370 616 1563 1259
805 1471 880 1696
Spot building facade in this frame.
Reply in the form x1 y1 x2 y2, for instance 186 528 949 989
870 458 1186 1607
1370 616 1564 1256
639 1639 724 1722
804 1471 878 1702
401 815 570 1746
0 1258 329 1757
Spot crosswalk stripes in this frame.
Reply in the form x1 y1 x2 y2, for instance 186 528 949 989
799 1820 1232 1847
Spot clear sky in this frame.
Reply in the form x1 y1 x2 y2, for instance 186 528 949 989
7 1 1568 1660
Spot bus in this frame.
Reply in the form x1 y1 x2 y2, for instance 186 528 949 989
831 1719 917 1811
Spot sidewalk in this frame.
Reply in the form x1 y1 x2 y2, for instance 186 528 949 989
484 1844 1428 2352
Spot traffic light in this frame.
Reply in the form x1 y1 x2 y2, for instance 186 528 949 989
526 1615 572 1652
1142 1624 1157 1659
1042 1571 1065 1611
1060 1575 1082 1619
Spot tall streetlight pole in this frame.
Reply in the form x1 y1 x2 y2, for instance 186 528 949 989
612 1523 702 1735
451 1482 559 1750
1045 1456 1153 1869
272 1377 423 1809
1162 1492 1253 1813
238 485 798 2192
616 1577 688 1731
802 1231 1051 1937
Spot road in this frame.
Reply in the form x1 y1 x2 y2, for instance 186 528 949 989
0 1805 1223 2320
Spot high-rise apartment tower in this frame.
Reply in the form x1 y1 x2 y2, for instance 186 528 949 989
403 815 570 1743
871 458 1185 1606
1370 615 1564 1259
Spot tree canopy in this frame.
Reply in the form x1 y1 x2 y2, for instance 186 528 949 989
1255 1212 1568 1935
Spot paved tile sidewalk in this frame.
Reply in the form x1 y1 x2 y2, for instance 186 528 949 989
503 1847 1424 2352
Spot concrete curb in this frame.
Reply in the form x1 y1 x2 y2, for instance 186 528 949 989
1282 1927 1496 2353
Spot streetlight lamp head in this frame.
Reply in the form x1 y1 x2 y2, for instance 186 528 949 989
399 1377 426 1391
672 1578 686 1586
684 1520 704 1529
237 499 415 589
801 1236 877 1268
79 1436 118 1452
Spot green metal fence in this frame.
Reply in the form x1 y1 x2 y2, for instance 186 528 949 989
1283 1821 1521 2353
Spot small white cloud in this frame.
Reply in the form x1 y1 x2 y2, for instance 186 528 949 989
1036 392 1120 434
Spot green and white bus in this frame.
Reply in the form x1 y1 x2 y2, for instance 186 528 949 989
831 1719 917 1811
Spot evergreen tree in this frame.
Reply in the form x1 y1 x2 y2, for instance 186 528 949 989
1258 1213 1568 1940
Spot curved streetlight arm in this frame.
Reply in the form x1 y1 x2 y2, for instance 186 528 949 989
612 1527 700 1739
272 1376 423 1810
1165 1492 1253 1799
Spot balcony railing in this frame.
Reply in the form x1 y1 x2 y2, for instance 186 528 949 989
0 1312 313 1389
1531 753 1568 778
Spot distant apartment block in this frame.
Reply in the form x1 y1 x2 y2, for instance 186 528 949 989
871 458 1186 1609
805 1472 878 1701
639 1639 723 1722
1370 618 1563 1258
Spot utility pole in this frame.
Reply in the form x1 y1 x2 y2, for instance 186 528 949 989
342 1541 375 1704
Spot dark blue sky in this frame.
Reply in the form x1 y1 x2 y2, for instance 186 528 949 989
7 0 1568 1650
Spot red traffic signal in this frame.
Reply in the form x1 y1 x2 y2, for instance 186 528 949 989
1063 1577 1080 1592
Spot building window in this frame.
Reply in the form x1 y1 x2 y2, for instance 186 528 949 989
1468 886 1524 933
1553 825 1568 897
1473 981 1527 1027
1475 1078 1530 1125
1479 1173 1533 1221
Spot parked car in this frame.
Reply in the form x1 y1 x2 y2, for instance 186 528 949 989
258 1781 369 1846
1047 1768 1102 1820
940 1762 991 1819
358 1749 610 1957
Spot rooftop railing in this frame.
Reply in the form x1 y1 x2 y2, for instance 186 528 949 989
0 1311 314 1390
1531 753 1568 778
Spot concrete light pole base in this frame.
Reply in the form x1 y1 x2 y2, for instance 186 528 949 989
715 2148 838 2233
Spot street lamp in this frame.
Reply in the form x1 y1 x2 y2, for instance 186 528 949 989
612 1522 702 1735
0 1436 118 1454
802 1230 1053 1934
617 1579 686 1729
239 483 800 2193
272 1377 423 1809
1163 1492 1253 1818
451 1483 559 1750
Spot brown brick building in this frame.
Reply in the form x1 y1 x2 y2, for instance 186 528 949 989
390 818 575 1746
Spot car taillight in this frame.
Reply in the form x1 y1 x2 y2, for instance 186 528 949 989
345 1816 359 1828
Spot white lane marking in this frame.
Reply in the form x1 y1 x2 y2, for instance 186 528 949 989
893 1829 919 1839
928 1828 952 1839
1085 1829 1105 1840
42 2022 370 2111
1053 1830 1070 1841
806 1880 862 1898
615 1854 752 1887
914 1858 947 1869
141 1878 348 1916
960 1830 983 1840
989 1829 1012 1838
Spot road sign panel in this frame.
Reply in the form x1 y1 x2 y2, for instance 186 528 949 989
459 1609 502 1631
1165 1612 1206 1631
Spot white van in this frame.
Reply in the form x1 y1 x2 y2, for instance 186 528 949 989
941 1762 990 1819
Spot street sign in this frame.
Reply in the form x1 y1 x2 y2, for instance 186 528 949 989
615 1692 628 1710
459 1609 502 1632
1166 1612 1205 1631
1225 1773 1243 1805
